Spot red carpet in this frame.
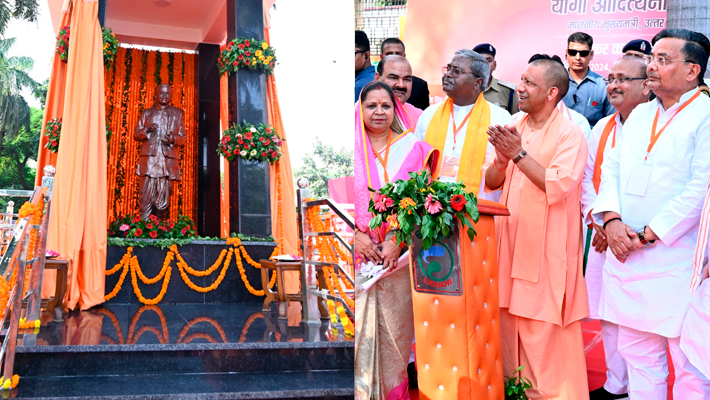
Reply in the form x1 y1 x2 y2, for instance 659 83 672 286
409 319 677 399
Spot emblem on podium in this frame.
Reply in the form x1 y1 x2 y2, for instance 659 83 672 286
412 226 462 296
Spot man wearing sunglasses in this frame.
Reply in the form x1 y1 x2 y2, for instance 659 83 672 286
581 55 651 400
593 28 710 399
563 32 615 127
355 30 376 102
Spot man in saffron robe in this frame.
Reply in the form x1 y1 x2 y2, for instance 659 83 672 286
485 58 590 400
581 55 650 400
375 55 423 127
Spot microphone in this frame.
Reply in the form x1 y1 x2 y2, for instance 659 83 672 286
573 94 579 104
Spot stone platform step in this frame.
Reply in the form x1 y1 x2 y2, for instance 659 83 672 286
12 303 353 399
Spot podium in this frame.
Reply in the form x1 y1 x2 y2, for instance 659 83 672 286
409 199 509 400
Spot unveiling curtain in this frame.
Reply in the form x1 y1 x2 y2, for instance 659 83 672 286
47 0 107 310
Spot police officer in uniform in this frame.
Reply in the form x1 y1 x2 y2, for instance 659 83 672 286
473 43 519 113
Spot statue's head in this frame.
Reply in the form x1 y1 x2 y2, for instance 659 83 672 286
155 84 172 106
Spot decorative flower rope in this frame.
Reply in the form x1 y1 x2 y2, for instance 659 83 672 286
239 312 263 342
126 305 169 344
97 307 125 344
176 317 227 344
104 238 279 303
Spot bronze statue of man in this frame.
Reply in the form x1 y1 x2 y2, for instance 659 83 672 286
133 83 186 221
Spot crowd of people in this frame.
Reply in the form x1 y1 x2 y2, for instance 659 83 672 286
353 27 710 400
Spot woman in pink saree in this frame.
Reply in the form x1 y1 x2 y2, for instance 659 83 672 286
354 81 438 400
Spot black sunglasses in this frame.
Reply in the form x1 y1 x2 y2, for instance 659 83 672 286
567 49 591 57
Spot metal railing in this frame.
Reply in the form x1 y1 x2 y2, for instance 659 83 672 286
296 179 354 327
0 166 55 388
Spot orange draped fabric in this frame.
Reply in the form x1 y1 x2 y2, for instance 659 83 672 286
219 48 230 238
34 8 71 185
104 47 198 224
45 0 107 311
263 29 297 255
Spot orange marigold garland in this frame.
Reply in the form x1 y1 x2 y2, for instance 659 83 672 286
239 312 263 342
127 305 169 344
105 238 279 303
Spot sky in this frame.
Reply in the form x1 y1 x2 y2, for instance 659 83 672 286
4 0 354 170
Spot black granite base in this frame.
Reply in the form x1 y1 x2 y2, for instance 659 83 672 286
14 371 353 399
14 303 353 399
105 241 277 304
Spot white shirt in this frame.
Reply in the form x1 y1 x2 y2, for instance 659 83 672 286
414 99 513 200
581 112 623 319
592 89 710 337
581 113 623 226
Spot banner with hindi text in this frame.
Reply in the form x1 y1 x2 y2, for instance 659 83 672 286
404 0 666 103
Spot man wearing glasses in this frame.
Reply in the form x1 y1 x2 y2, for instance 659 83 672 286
581 55 651 400
355 30 376 102
562 32 616 127
414 49 512 200
593 28 710 399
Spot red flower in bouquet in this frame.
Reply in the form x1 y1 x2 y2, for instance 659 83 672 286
373 193 394 212
133 215 141 223
134 228 143 237
451 194 466 212
149 231 158 238
245 39 251 46
245 132 252 140
238 43 245 50
150 215 158 222
146 223 153 230
181 227 187 235
245 51 251 57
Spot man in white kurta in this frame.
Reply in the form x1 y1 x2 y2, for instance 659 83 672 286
414 50 512 201
593 29 710 399
581 56 650 400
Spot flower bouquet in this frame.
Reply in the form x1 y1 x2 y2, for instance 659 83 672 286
217 121 284 164
217 37 276 76
43 118 62 153
359 170 479 291
368 170 479 250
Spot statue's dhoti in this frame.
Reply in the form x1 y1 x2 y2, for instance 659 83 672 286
139 176 172 221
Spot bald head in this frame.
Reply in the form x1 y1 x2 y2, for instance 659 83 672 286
530 59 569 101
375 55 413 104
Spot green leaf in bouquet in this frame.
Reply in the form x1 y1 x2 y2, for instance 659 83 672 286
422 236 433 250
467 227 476 242
368 214 383 230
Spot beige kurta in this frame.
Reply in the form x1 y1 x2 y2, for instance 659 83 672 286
494 109 590 399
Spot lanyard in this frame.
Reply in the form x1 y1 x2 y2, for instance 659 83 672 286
647 90 700 160
373 129 393 183
451 105 475 151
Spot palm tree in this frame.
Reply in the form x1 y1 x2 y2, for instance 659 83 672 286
0 0 39 36
0 37 37 156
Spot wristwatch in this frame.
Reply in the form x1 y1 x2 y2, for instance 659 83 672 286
637 226 655 246
513 149 528 163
